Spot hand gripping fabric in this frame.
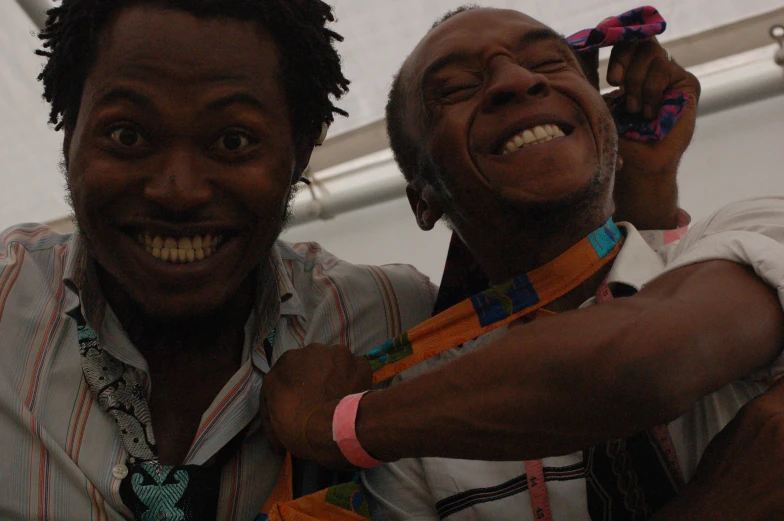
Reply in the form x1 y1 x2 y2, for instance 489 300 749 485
566 5 689 143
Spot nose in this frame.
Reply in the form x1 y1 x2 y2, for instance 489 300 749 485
144 147 213 213
482 57 550 111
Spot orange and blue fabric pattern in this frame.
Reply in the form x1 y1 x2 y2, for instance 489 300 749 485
258 219 624 520
365 219 623 383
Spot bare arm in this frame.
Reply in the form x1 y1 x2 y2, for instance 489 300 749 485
603 39 700 229
264 260 784 467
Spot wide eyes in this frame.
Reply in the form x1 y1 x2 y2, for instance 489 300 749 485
107 125 257 157
212 130 254 153
110 126 145 148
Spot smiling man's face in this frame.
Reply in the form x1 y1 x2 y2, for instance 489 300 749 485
405 8 617 229
65 5 302 320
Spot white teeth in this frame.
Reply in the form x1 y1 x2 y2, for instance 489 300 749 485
134 233 225 264
501 124 567 155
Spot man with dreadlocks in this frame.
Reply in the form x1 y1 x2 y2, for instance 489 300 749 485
0 1 437 519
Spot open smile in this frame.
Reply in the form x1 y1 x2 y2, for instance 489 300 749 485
135 233 225 264
498 123 573 155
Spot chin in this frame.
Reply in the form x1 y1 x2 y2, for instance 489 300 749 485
133 293 220 323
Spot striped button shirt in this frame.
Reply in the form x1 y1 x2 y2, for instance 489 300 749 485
0 223 436 521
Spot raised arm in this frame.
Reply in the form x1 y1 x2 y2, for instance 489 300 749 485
601 39 701 229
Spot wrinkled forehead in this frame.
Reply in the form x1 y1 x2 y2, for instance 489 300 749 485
403 8 556 83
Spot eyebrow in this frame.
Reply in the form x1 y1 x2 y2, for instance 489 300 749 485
93 88 268 116
206 92 268 114
94 87 157 111
421 27 569 87
516 28 570 52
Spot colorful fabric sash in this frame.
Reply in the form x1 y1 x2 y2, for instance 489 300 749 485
566 5 689 144
261 220 624 520
567 6 666 53
365 219 624 383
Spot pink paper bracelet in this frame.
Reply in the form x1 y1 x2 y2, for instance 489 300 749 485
332 392 382 469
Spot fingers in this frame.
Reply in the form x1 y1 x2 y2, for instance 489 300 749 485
606 40 636 86
259 395 286 455
638 57 670 119
357 354 374 389
607 38 672 120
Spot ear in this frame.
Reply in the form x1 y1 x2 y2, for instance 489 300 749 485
406 180 444 231
292 139 315 184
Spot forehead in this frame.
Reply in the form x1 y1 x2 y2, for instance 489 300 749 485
407 8 559 76
89 5 282 95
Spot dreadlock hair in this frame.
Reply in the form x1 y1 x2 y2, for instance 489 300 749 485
36 0 350 146
387 4 601 183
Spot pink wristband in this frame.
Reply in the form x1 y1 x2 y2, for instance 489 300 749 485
332 392 382 468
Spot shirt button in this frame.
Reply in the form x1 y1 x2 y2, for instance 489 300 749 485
112 464 129 480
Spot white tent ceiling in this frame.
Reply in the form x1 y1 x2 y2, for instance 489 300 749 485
2 0 783 230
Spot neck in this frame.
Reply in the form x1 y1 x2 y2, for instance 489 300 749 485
459 215 614 312
462 215 609 284
96 268 255 367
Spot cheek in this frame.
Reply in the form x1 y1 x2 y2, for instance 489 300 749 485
236 164 294 221
430 113 475 175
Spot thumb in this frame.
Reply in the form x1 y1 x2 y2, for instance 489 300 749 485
259 395 286 456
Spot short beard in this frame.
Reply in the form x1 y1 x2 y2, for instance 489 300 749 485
443 110 619 239
434 156 613 241
490 167 609 237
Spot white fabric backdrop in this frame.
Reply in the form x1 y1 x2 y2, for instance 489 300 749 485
1 0 782 230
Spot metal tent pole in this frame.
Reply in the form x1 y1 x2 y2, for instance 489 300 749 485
15 0 51 30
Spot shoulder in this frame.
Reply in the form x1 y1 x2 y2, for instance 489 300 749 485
655 198 784 295
0 224 73 322
683 197 784 241
0 223 72 271
277 239 435 299
275 240 437 349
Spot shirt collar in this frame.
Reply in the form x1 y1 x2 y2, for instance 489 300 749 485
604 222 667 292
